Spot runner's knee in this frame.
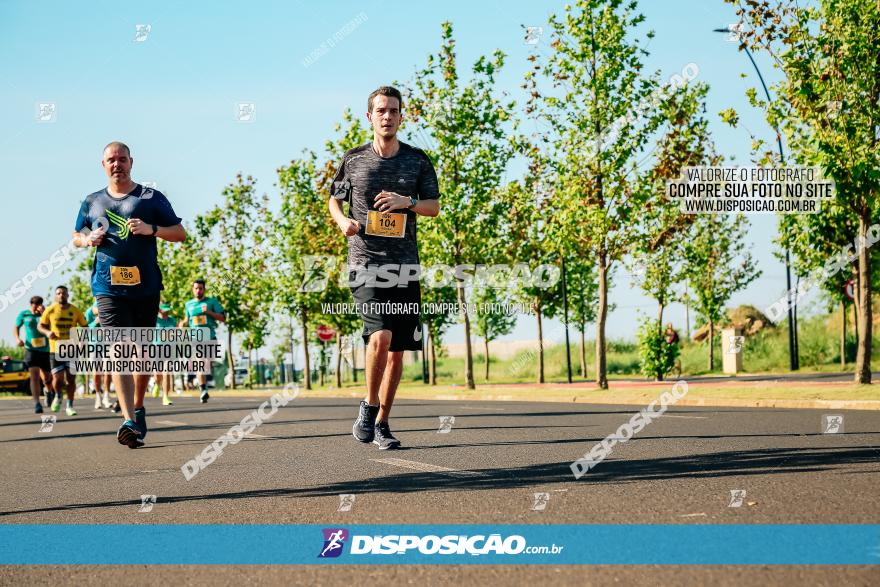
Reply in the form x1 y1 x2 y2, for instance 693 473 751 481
369 330 392 349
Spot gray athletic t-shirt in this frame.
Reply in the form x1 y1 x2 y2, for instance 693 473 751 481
330 141 440 265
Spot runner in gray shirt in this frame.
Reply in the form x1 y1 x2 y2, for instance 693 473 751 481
328 86 440 450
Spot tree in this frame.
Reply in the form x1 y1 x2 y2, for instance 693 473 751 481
728 0 880 382
498 174 563 384
472 286 516 381
525 0 688 388
196 174 272 389
565 257 600 379
683 214 761 370
268 153 332 391
402 21 517 389
637 317 679 380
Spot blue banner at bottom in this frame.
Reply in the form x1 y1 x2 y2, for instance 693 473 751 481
0 524 878 564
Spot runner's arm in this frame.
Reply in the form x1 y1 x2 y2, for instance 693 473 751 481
374 192 439 217
328 198 360 236
127 220 186 242
37 322 55 339
12 326 23 346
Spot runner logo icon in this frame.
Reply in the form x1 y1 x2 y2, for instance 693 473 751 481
318 528 349 558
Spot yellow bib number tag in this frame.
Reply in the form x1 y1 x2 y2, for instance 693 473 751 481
110 266 141 286
365 210 407 238
192 315 208 326
30 337 47 348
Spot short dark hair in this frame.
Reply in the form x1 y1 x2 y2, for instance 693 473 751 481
55 285 68 292
368 86 403 113
30 296 43 305
103 141 131 157
194 279 206 286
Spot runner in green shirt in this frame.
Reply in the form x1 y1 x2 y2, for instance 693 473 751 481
182 279 225 402
12 296 54 413
154 302 177 405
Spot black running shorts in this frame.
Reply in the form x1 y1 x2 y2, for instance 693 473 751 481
96 294 160 328
24 350 50 372
350 276 423 352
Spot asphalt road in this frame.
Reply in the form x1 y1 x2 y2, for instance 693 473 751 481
0 392 878 585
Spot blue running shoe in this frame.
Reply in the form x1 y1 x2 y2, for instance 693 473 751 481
134 407 147 440
117 420 142 449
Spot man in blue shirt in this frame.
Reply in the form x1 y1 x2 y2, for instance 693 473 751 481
72 142 186 448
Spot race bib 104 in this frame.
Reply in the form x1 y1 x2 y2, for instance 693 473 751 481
365 210 407 238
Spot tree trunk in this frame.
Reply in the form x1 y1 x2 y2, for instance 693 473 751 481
657 302 666 382
708 320 715 372
535 301 544 384
227 330 236 390
841 300 847 368
335 335 342 388
428 324 437 385
484 337 490 381
319 341 326 387
246 344 253 389
301 308 311 390
579 326 587 379
457 285 475 389
595 252 608 389
855 214 872 384
351 334 358 383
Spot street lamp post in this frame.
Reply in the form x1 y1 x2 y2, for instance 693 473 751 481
713 26 799 371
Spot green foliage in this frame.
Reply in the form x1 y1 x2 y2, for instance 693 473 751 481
637 318 679 380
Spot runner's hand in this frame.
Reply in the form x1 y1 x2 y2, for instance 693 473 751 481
340 218 361 237
15 339 23 347
85 227 105 247
375 191 408 212
127 218 152 235
48 332 58 340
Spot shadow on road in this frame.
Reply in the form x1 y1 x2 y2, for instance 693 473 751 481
1 445 877 517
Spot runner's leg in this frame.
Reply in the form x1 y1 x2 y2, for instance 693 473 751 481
365 329 391 406
28 367 43 409
377 351 404 422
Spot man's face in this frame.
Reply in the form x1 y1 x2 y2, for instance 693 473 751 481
30 302 41 314
36 304 45 314
55 288 68 305
193 283 205 299
102 145 133 182
367 95 401 139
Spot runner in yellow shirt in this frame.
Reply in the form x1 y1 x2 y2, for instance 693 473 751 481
37 286 87 416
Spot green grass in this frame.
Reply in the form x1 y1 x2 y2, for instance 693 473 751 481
403 314 880 385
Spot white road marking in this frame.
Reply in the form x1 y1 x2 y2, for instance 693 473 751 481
679 513 707 517
662 415 708 419
155 420 187 426
371 457 483 478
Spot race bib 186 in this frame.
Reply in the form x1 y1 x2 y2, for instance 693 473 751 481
110 266 141 286
365 210 407 238
30 337 47 348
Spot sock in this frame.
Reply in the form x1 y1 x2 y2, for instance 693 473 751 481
135 406 144 414
201 384 207 392
66 399 73 408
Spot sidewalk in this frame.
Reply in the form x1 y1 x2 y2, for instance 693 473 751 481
214 371 880 411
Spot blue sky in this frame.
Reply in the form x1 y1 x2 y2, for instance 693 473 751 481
0 0 812 355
